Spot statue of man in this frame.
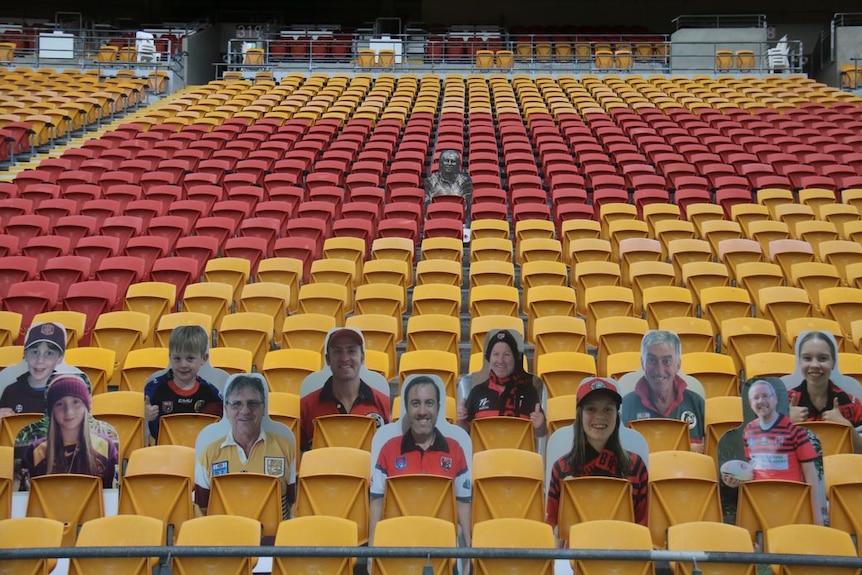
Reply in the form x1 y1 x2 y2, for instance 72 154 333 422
424 149 474 226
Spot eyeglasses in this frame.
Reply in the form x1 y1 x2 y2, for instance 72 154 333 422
226 400 264 411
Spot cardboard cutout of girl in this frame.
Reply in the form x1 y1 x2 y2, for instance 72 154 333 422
16 373 119 490
780 330 862 453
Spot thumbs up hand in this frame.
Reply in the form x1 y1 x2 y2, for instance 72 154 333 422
823 397 852 427
529 403 547 436
144 395 159 422
456 397 468 423
788 392 808 423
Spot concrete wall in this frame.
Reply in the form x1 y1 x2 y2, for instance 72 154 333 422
834 25 862 86
186 25 222 85
669 28 768 74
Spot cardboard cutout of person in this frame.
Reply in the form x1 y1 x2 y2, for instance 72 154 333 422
194 372 296 519
369 374 473 564
16 373 119 490
0 323 85 416
457 329 547 443
716 377 827 525
780 330 862 453
299 327 391 452
619 330 706 452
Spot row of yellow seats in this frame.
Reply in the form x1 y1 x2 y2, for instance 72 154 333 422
6 442 860 562
4 511 857 574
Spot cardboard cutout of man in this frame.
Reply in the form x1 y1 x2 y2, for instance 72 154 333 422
194 372 296 519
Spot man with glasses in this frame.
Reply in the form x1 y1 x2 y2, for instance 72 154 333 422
195 374 296 517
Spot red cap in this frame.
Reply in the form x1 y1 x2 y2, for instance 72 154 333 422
577 377 622 406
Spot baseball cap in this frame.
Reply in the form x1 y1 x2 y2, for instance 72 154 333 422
326 327 365 350
576 377 622 407
24 322 67 353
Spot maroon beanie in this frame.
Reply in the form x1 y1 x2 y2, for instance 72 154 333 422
46 375 91 411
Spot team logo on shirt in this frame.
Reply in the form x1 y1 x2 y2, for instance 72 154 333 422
212 461 228 476
14 403 24 413
440 456 452 471
265 457 285 478
681 410 697 429
478 398 491 410
162 401 174 414
194 400 206 413
395 456 407 470
367 412 386 428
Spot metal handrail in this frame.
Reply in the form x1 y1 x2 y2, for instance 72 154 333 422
2 544 862 568
672 14 767 30
833 13 862 27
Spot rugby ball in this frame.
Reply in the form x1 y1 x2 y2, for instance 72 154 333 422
720 459 755 482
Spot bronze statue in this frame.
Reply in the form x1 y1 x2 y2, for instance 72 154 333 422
424 149 474 224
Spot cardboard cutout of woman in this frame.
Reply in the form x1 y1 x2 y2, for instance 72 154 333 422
780 330 862 453
457 329 547 446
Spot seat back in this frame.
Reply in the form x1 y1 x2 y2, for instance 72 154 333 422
568 519 655 575
208 472 283 538
272 516 358 575
557 476 634 543
371 516 456 575
627 418 692 453
118 445 195 544
70 515 163 575
471 448 545 526
797 421 854 456
736 479 814 546
295 446 370 543
157 413 221 448
765 524 857 575
26 474 105 547
823 453 862 545
0 517 64 575
90 391 145 475
470 416 534 453
173 515 261 575
647 451 723 548
472 518 555 574
381 473 457 527
667 521 755 575
311 414 377 451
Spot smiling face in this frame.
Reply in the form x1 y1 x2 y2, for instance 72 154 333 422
52 395 87 436
405 382 439 443
748 381 778 422
799 337 835 388
488 341 516 379
327 334 364 383
25 342 64 388
170 349 208 390
643 342 681 390
226 385 265 439
580 394 618 452
439 151 460 176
